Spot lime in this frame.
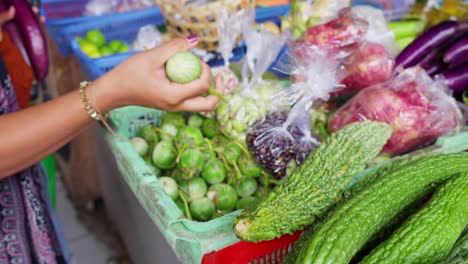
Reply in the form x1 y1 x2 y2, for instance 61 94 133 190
80 42 100 57
99 46 114 56
190 197 215 221
188 177 207 200
201 118 220 139
76 37 88 46
118 43 130 53
201 159 227 185
85 30 106 47
207 183 238 211
108 40 124 52
236 196 258 210
235 177 258 198
152 140 177 169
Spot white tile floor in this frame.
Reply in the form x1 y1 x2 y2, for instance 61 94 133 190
55 178 115 264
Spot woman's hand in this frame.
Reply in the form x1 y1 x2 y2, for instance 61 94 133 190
94 36 225 113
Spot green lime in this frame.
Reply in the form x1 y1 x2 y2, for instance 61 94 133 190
85 30 106 47
235 177 258 198
76 37 88 46
201 159 227 185
118 43 130 53
80 42 100 57
190 197 215 221
99 46 114 56
236 196 258 210
108 40 124 52
207 183 238 211
152 140 177 169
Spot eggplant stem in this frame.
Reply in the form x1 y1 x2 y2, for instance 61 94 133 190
179 189 192 220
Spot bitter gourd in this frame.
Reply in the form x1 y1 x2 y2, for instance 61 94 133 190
295 152 468 264
234 121 393 242
361 173 468 264
441 228 468 264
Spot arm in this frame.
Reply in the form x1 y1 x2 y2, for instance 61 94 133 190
0 37 225 178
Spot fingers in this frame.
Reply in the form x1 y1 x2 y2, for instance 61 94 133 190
171 61 211 99
147 35 199 63
0 7 15 24
173 74 226 112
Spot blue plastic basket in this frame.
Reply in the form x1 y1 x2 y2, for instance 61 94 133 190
42 0 161 56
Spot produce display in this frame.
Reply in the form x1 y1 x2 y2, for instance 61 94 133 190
62 0 468 262
130 113 275 222
76 30 130 58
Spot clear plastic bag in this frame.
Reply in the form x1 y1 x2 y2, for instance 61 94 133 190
247 46 343 179
338 41 394 95
215 10 288 143
132 25 163 51
329 67 462 156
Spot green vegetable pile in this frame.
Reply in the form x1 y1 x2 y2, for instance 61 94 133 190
129 112 280 222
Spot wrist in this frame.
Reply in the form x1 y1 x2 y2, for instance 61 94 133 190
88 74 127 113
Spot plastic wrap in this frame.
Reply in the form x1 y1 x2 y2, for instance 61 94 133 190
329 67 462 156
247 47 343 179
133 25 163 51
293 6 396 96
215 11 288 143
213 9 248 93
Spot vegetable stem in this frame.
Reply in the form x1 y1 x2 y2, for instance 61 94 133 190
179 190 192 220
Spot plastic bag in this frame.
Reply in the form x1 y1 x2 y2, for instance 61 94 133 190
290 0 351 37
329 67 462 156
132 25 163 51
350 5 399 57
85 0 118 16
215 10 288 143
247 46 343 179
338 41 394 95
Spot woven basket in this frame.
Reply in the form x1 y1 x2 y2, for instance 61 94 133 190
155 0 255 51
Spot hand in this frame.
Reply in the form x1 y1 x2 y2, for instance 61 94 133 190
95 36 225 113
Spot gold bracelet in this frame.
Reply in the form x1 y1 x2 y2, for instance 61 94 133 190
79 81 108 121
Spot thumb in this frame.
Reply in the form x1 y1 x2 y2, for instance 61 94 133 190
0 7 15 24
150 35 199 63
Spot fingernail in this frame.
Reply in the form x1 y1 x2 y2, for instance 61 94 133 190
186 34 198 44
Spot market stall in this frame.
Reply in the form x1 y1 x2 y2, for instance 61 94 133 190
39 0 468 263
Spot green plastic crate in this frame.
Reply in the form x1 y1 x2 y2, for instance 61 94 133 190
104 106 468 264
105 106 243 264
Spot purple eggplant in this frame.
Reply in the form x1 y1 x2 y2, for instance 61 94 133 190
418 49 447 76
437 63 468 93
7 0 49 80
443 36 468 67
394 20 468 74
0 1 31 66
